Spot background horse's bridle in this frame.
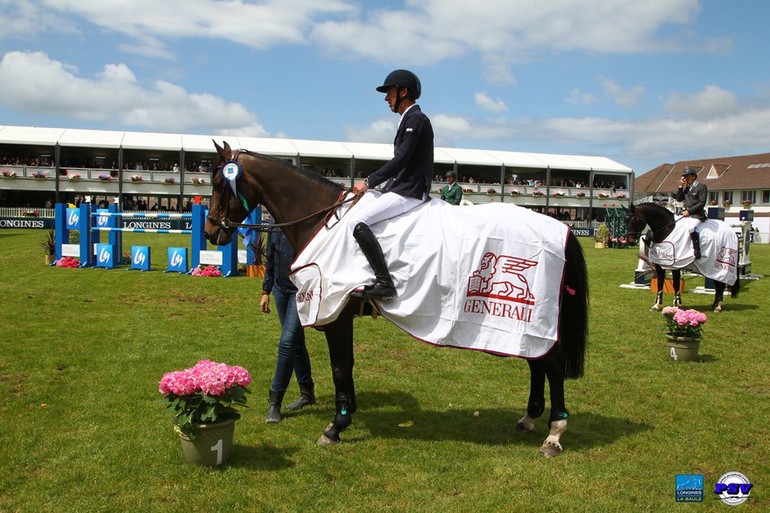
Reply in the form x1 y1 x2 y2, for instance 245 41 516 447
627 207 678 246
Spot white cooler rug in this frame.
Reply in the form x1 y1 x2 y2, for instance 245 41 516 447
290 193 571 358
647 217 738 284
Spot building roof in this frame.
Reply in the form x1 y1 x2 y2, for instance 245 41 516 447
0 124 633 173
635 152 770 194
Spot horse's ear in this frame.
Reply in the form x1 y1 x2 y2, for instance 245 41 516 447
213 140 232 160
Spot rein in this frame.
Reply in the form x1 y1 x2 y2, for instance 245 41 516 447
208 190 360 234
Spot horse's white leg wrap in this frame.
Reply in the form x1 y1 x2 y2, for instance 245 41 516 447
538 419 567 457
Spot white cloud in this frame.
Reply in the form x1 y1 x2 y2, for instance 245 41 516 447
483 62 517 86
0 51 267 134
566 88 598 105
310 0 715 67
0 0 80 40
474 91 507 113
345 118 396 143
665 85 739 118
20 1 721 74
598 78 645 108
36 0 357 52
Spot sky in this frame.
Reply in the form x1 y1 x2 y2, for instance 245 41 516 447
1 0 769 175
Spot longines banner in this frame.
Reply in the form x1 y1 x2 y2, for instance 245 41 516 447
0 216 55 229
0 217 191 230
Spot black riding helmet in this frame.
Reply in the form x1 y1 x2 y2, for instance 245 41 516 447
681 167 698 177
376 69 421 100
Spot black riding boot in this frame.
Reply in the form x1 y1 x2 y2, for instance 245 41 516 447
266 390 284 424
351 222 396 301
285 382 316 411
690 230 701 259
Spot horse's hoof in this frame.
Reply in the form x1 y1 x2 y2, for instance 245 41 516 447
317 422 341 446
316 434 339 446
515 421 535 433
537 441 563 458
650 303 661 312
713 301 723 313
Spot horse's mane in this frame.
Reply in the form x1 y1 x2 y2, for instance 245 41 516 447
632 200 673 218
240 149 344 195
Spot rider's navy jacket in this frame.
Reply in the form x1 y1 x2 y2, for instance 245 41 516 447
364 104 434 200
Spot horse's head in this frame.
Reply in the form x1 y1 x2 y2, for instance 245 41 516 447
204 140 258 245
624 203 646 245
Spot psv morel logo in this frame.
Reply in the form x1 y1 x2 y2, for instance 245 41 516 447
464 252 538 322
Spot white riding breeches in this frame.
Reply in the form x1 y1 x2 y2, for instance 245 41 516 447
347 192 424 232
682 217 701 233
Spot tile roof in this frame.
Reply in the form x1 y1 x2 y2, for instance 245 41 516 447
635 152 770 194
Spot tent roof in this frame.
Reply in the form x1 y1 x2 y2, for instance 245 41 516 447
0 125 632 172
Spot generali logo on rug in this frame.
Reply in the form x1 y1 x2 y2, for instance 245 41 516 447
464 251 537 322
716 245 738 269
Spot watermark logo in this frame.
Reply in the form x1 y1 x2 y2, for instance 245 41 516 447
714 471 752 506
675 474 703 502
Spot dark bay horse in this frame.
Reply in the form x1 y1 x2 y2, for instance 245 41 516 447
626 202 739 312
204 141 588 457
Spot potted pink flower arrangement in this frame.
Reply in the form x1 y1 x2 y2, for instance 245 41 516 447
191 264 222 277
191 177 206 185
159 359 251 466
661 306 707 361
55 256 79 268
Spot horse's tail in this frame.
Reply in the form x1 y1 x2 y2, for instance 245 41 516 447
731 275 740 298
560 231 589 379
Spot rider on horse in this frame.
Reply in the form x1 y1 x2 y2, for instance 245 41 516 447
675 167 707 259
349 69 434 301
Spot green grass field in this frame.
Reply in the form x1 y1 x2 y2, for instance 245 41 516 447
1 230 768 512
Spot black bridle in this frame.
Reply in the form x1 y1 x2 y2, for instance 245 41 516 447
626 206 679 247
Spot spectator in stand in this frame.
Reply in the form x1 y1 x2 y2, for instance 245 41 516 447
440 170 462 205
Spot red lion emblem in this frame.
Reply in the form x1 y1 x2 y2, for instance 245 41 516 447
466 252 538 305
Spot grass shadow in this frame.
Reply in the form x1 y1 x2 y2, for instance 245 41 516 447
306 391 652 452
227 442 298 470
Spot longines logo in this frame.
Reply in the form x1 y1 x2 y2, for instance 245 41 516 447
464 252 538 322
